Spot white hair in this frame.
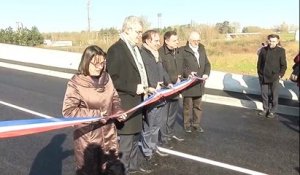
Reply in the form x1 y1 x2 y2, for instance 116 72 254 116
122 16 144 32
189 31 200 40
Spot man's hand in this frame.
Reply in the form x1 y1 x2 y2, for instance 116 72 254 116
167 83 173 88
176 75 182 83
145 87 156 94
136 84 144 95
202 74 209 80
191 72 198 76
290 74 298 81
156 82 164 90
189 72 198 78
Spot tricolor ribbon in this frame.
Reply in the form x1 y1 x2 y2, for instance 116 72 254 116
0 76 204 139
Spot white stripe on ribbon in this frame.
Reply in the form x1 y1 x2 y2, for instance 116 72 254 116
0 76 204 138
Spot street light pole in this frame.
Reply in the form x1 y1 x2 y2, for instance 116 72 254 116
157 13 162 29
87 0 91 32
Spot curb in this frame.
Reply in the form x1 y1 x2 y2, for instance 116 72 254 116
1 61 298 117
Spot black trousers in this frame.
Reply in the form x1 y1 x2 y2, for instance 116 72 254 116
119 133 140 175
260 80 280 113
160 99 179 143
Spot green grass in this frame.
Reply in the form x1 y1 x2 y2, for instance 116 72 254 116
40 32 299 79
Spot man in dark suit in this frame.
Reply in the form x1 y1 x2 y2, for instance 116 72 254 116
180 31 211 133
257 34 287 118
158 31 184 147
106 16 151 174
139 29 171 161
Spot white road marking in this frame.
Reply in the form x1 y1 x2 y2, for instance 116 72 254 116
158 147 268 175
0 100 53 119
0 62 73 79
0 98 269 174
203 94 299 117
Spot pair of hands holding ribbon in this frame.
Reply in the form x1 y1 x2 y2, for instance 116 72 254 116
98 111 127 124
136 82 173 95
189 72 209 80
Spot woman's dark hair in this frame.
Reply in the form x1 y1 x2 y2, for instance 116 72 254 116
78 45 107 75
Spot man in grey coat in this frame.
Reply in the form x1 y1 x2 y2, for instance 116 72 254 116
180 31 211 133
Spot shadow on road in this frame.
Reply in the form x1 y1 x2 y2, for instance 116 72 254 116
279 114 300 133
223 73 258 109
29 134 73 175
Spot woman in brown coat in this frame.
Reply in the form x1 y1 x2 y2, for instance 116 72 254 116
62 45 126 175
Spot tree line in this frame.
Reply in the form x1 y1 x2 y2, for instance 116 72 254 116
0 26 44 46
0 21 297 47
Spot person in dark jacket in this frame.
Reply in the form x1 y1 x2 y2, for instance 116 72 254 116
257 34 287 118
139 29 171 161
62 45 126 175
180 31 211 133
158 31 184 148
106 16 152 174
290 53 299 87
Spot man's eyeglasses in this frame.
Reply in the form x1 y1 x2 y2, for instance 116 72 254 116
131 28 142 35
135 30 143 35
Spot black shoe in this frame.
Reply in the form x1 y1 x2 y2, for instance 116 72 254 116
185 127 192 133
195 127 204 133
258 110 267 117
129 167 152 174
144 155 153 161
144 155 159 166
159 141 173 149
172 135 184 142
155 149 169 157
266 112 275 118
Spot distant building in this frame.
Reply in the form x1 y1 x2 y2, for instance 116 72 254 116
43 40 72 47
225 32 260 40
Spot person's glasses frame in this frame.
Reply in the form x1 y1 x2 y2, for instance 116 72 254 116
90 56 106 67
130 28 143 35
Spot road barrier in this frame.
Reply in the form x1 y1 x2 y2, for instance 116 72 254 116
0 43 298 101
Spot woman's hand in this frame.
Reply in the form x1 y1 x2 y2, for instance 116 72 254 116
99 111 108 124
99 118 107 124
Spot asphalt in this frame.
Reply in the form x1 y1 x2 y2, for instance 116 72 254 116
0 66 299 175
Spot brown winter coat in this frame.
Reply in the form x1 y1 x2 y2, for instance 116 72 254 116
62 73 124 174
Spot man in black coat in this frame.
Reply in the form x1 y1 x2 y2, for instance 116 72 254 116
158 31 184 147
139 29 171 160
257 34 287 118
106 16 151 174
180 31 211 133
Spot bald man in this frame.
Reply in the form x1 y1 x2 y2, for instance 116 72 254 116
179 31 211 133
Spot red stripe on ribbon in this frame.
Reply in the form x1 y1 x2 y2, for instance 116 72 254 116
0 77 204 139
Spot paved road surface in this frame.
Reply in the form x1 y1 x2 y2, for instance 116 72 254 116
0 67 299 175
